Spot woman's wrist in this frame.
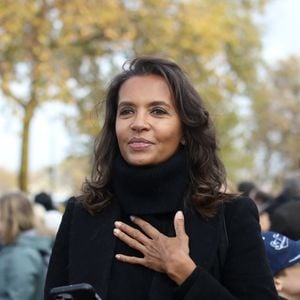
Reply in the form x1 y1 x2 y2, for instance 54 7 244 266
166 256 197 285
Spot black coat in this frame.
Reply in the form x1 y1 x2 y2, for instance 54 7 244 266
45 197 278 300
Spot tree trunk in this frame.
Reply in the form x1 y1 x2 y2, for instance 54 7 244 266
18 97 37 192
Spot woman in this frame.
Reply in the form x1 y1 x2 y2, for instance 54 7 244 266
0 192 52 300
45 57 278 299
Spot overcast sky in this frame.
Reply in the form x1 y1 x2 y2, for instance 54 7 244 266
1 0 300 172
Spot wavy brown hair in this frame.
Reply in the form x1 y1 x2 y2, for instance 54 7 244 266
80 56 233 218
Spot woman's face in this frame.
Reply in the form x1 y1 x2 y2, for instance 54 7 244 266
115 75 183 166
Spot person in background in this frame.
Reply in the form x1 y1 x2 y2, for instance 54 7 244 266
270 201 300 240
262 231 300 300
32 201 52 237
34 192 63 237
261 172 300 234
0 192 52 300
45 56 277 299
253 190 274 214
266 172 300 221
237 181 256 199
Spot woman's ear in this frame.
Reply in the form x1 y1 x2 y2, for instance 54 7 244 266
274 276 283 292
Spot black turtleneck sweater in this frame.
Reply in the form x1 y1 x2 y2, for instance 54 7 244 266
107 149 189 300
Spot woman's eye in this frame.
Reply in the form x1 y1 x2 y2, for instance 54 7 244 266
119 108 134 116
151 107 167 115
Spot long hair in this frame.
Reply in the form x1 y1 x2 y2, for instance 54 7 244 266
0 192 35 245
81 56 232 217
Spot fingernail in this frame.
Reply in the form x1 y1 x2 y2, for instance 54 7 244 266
115 254 121 259
113 228 120 235
130 215 135 222
176 211 184 219
115 221 122 227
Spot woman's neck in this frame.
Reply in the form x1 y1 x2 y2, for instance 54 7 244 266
112 148 189 215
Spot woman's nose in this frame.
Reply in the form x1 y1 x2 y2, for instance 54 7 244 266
130 112 150 131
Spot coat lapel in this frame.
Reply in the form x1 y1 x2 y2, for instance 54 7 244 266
185 208 221 271
69 201 121 300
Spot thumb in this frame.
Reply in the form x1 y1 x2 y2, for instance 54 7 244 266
174 211 186 238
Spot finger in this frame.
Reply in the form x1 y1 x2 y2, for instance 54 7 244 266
115 221 149 245
115 253 145 266
114 221 149 245
113 228 146 253
174 211 187 238
130 216 161 240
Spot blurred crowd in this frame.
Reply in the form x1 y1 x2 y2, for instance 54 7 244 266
237 171 300 300
0 171 299 299
0 191 65 300
237 171 300 240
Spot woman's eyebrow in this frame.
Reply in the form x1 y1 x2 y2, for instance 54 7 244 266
149 101 171 107
118 100 171 108
117 101 135 108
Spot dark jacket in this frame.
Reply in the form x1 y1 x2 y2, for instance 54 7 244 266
45 197 277 300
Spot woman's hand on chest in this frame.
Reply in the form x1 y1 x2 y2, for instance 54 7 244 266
113 211 196 285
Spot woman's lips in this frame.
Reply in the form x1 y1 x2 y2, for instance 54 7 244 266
128 138 154 151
